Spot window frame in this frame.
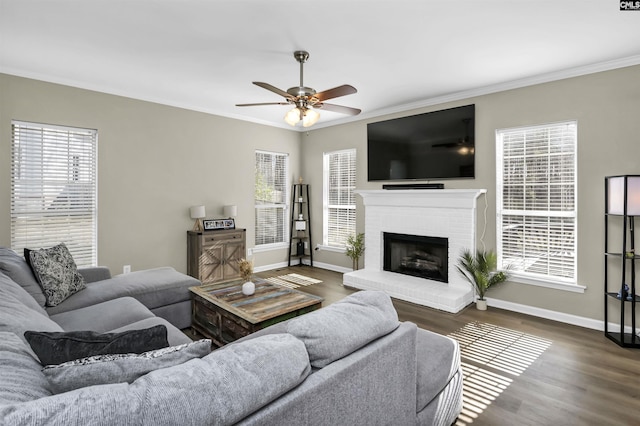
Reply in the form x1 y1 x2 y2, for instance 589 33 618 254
10 120 98 267
322 148 357 250
254 150 289 250
496 121 584 293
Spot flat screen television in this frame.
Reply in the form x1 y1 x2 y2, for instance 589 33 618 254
367 104 475 181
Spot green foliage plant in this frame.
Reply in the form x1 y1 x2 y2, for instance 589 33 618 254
345 233 365 270
456 249 509 301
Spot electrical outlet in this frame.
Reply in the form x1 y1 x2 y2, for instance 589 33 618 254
247 248 253 257
123 265 131 274
304 242 308 249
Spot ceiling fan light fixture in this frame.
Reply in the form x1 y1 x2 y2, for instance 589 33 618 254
284 107 301 126
302 109 320 127
284 106 321 127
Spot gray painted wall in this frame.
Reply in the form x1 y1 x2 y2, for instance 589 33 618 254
0 73 300 274
2 64 639 323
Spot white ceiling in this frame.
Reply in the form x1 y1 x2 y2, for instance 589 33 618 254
2 0 640 131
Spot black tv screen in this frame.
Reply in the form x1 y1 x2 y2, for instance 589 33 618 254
367 104 475 181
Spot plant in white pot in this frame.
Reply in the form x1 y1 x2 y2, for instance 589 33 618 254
456 249 509 310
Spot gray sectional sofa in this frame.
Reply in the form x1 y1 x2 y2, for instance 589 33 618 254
0 247 463 425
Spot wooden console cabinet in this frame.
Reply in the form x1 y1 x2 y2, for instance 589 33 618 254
187 229 246 284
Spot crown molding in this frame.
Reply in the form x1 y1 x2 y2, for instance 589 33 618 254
3 54 640 132
309 54 640 131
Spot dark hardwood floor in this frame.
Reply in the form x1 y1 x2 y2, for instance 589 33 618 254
256 266 640 426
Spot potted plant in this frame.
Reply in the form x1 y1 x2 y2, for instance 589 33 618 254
345 233 365 270
456 249 509 310
238 258 255 295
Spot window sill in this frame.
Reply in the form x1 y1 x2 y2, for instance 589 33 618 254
317 244 346 254
252 242 288 253
509 273 586 293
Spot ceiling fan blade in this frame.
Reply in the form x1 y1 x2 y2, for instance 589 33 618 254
317 103 361 116
253 82 293 100
236 102 290 107
314 85 357 102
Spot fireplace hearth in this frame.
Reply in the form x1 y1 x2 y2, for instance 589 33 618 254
383 233 448 283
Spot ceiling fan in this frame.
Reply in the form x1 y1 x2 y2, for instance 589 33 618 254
236 50 361 128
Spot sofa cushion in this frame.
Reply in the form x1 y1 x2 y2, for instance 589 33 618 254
0 247 47 307
0 270 47 316
48 296 157 332
42 339 211 394
0 332 52 405
286 290 400 368
0 334 309 425
24 325 170 365
45 267 200 315
136 333 310 425
28 243 87 307
0 290 64 357
415 328 461 412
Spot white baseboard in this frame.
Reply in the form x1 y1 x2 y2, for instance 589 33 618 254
254 260 352 274
253 262 288 273
486 297 638 334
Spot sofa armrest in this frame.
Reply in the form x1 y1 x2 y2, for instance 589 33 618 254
78 267 112 283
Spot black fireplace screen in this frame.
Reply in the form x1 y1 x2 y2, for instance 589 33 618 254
383 232 448 283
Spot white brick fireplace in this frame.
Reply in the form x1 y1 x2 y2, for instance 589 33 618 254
343 189 486 313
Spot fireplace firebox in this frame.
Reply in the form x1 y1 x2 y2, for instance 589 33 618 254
383 233 448 283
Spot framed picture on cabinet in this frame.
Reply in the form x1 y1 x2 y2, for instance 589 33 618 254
203 220 223 230
203 218 235 231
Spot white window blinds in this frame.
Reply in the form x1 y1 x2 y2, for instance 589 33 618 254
323 149 356 247
255 150 289 246
11 121 98 267
496 121 577 284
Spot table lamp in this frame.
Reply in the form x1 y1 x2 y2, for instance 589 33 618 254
190 205 205 231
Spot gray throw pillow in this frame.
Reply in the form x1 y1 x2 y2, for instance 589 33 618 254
28 243 86 307
0 332 52 404
24 325 170 365
286 290 400 368
42 339 212 394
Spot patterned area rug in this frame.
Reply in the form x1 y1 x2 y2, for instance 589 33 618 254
265 273 323 289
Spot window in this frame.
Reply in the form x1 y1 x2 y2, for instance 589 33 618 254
323 149 356 248
255 150 289 247
11 121 98 267
496 121 577 287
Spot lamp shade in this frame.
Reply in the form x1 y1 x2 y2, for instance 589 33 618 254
284 108 301 126
223 205 237 218
190 205 206 219
607 176 640 216
302 109 320 127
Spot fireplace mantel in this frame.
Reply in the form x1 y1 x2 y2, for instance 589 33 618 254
344 188 486 313
355 189 487 210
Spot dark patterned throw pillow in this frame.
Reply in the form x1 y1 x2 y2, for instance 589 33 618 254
24 325 170 365
28 243 86 307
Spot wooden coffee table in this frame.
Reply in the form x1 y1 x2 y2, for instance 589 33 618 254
189 278 323 347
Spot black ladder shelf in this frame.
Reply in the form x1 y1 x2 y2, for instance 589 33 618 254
288 183 313 267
